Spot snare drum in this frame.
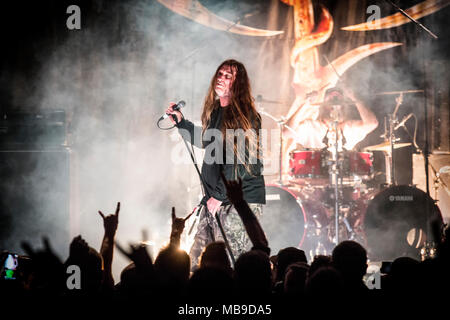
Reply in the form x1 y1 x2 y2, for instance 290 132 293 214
289 150 327 179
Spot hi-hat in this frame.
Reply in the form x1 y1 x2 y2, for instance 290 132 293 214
364 141 411 152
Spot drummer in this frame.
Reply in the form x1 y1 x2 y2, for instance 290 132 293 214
285 86 378 151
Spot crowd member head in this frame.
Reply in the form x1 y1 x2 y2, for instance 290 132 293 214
154 245 190 295
275 247 307 282
284 261 309 296
332 240 368 292
309 255 332 277
188 267 234 301
387 256 420 293
118 263 138 292
234 250 272 297
199 242 232 275
117 262 148 296
306 266 344 298
64 236 103 295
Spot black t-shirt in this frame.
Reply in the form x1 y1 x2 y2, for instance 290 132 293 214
176 105 265 205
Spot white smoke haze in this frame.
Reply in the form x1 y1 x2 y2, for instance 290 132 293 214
2 0 448 278
2 0 285 281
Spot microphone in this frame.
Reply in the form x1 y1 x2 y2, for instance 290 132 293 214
394 113 413 131
160 100 185 121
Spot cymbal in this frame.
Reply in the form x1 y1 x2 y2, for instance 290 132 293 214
376 90 424 95
363 141 411 152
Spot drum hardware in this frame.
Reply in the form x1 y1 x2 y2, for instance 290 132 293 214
363 141 411 152
257 102 299 186
286 115 374 248
380 0 442 256
368 92 412 186
420 241 437 261
329 119 343 245
288 149 328 179
323 116 374 245
317 56 371 246
261 184 338 259
255 94 286 105
276 145 374 257
261 185 308 254
386 92 405 186
259 82 442 259
362 89 441 259
375 89 424 95
363 185 443 261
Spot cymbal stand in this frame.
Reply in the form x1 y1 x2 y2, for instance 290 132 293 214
387 93 404 185
278 118 284 184
328 120 356 244
330 120 340 245
258 106 300 185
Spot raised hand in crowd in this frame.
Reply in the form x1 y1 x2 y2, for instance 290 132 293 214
220 172 270 255
170 207 194 248
98 202 119 238
21 237 65 293
115 241 153 272
98 202 120 289
220 175 244 204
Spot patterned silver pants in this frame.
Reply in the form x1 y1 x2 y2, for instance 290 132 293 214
189 203 262 269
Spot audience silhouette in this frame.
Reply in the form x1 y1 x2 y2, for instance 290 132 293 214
1 176 448 315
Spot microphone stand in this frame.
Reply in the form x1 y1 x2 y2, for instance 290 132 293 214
173 116 236 266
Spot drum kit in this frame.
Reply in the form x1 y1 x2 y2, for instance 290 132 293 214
258 91 444 261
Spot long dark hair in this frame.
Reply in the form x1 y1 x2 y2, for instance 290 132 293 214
201 59 262 171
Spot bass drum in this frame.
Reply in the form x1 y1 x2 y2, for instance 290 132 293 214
260 184 330 256
364 185 443 261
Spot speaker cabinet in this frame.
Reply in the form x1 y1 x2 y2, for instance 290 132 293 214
0 148 70 258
